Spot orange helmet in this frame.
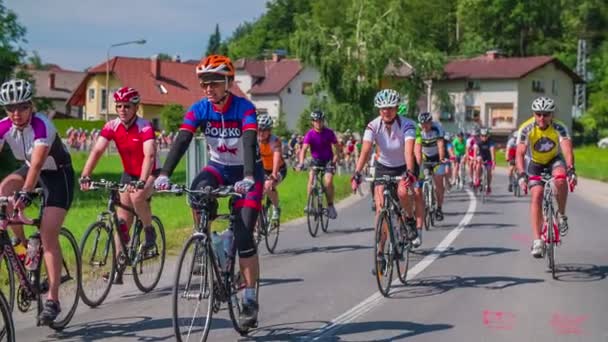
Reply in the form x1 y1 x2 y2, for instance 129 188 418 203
196 55 235 78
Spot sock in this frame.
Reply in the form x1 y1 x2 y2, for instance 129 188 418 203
244 287 257 303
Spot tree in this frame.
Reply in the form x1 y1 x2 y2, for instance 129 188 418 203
273 112 292 138
156 53 173 61
206 24 222 55
0 1 26 83
159 104 185 132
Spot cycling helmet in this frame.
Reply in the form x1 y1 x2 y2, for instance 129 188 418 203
374 89 400 108
531 96 555 112
418 112 432 123
512 130 518 139
196 54 235 80
257 114 273 130
479 127 490 136
310 110 325 121
0 79 33 105
472 127 480 136
113 86 141 104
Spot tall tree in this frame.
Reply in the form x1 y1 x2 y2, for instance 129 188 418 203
0 0 26 83
206 24 221 55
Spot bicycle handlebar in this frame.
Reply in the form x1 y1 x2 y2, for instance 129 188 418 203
156 184 243 198
87 179 136 192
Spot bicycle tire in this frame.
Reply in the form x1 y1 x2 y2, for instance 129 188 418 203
37 227 82 331
481 168 487 203
172 234 214 342
0 289 15 342
374 211 393 297
255 208 265 247
422 182 431 231
264 202 280 254
395 214 410 285
546 214 556 279
0 252 15 313
320 190 329 233
78 220 116 308
226 249 260 336
430 187 437 227
306 193 320 237
133 216 166 293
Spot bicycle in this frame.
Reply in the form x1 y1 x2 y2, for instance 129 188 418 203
455 157 466 190
255 179 280 254
0 189 81 331
0 289 14 342
509 172 521 197
305 166 330 237
420 162 439 231
479 161 491 203
78 179 166 308
164 184 260 341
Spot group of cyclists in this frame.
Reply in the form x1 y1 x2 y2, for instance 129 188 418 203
0 52 578 335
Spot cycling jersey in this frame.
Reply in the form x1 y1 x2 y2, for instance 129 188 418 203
303 127 337 162
346 139 356 153
363 116 416 168
0 113 71 170
415 122 445 158
452 138 466 156
466 136 478 157
259 134 284 171
517 116 570 165
506 137 517 160
476 139 495 162
100 117 158 177
181 95 258 166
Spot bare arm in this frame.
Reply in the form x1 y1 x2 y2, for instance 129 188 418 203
299 144 309 165
404 139 415 173
140 138 157 182
560 138 574 169
515 144 527 175
272 139 282 177
414 143 422 166
23 145 49 191
81 136 110 178
437 139 445 161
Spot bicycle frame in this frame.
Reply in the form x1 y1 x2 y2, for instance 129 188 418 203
538 174 561 245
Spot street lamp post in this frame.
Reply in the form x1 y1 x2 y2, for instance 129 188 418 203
105 39 146 121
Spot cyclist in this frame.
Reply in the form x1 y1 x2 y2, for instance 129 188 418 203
351 89 421 252
415 112 447 221
154 54 263 327
0 79 74 324
80 86 159 283
296 110 341 219
345 130 357 167
506 130 518 192
466 128 479 186
257 114 287 221
451 131 466 186
473 127 496 194
443 132 454 191
516 97 576 258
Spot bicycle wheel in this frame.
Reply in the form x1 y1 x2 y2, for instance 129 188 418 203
172 234 214 342
264 204 280 254
374 211 393 297
422 183 431 231
36 227 81 331
79 220 116 308
546 216 556 279
133 216 166 293
306 193 320 237
481 169 487 203
0 252 14 313
226 251 260 336
395 214 410 285
320 190 329 233
255 208 265 247
0 290 15 342
430 188 436 227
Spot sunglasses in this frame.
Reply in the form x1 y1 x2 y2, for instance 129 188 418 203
116 104 133 109
200 81 226 88
4 103 31 112
534 112 552 118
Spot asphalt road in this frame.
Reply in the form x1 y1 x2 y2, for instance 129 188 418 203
12 171 608 341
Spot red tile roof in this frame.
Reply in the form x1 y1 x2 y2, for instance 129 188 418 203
67 56 247 107
235 58 303 95
443 54 583 82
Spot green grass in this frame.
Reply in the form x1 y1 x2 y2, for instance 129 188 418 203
53 119 106 137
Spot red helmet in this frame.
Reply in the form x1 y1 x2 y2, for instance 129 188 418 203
113 87 140 104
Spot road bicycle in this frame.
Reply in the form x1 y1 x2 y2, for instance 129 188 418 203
78 179 166 307
255 179 280 254
305 166 330 237
0 289 14 341
420 162 439 230
0 189 81 331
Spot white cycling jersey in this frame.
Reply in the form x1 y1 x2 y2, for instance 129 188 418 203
363 116 416 168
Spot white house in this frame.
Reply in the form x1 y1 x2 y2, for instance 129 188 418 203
234 54 320 130
430 51 584 136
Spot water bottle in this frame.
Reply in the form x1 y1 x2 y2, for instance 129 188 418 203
11 237 26 263
25 233 41 271
211 232 226 270
222 229 234 270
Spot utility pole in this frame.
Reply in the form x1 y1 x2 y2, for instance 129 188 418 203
574 39 587 118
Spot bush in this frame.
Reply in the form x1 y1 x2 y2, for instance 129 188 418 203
160 104 185 132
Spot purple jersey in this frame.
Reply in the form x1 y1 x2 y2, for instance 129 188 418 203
303 127 337 161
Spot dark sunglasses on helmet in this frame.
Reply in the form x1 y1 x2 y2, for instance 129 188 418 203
4 103 31 112
116 103 133 109
534 111 552 118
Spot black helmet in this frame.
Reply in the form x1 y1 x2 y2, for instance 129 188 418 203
310 110 325 121
417 112 432 124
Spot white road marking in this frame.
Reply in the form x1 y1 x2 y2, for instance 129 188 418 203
309 189 477 340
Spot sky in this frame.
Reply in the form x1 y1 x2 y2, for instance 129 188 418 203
6 0 269 71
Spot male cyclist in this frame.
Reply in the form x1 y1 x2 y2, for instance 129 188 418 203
443 132 454 191
296 110 341 219
516 97 576 258
154 54 263 327
415 112 447 221
473 128 496 194
257 114 287 221
0 79 74 324
80 87 159 283
506 130 518 192
451 131 466 186
466 128 479 186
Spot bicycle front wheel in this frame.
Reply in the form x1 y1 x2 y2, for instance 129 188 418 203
306 193 320 237
173 234 214 342
0 289 15 342
264 205 280 254
374 211 393 297
79 221 116 308
37 227 81 331
395 215 410 285
320 191 329 233
133 216 166 293
546 216 556 279
0 252 15 313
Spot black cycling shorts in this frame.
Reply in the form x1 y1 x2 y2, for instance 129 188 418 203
14 165 75 210
263 165 287 183
375 163 406 178
526 156 566 188
311 159 335 174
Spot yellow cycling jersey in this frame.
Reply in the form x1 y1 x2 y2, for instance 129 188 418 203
517 116 570 165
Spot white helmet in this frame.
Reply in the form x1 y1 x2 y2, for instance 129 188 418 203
0 79 33 106
531 97 556 112
374 89 400 108
257 114 273 130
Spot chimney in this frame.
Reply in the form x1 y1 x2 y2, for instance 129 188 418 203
151 55 160 79
485 49 503 60
172 54 181 63
48 73 56 90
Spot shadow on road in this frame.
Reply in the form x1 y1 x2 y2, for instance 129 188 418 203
391 274 544 299
554 263 608 282
443 211 501 216
311 320 453 341
276 244 372 257
242 320 329 341
260 277 304 288
412 246 519 259
431 222 516 230
326 226 374 235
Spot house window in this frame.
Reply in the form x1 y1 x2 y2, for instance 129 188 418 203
287 87 292 94
440 112 454 122
88 88 95 101
465 106 480 122
101 89 107 111
489 103 515 128
152 118 160 130
466 80 481 91
552 80 558 96
301 82 313 95
532 80 545 92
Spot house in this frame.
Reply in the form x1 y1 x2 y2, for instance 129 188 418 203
28 67 86 118
234 53 320 130
67 56 246 128
429 51 584 136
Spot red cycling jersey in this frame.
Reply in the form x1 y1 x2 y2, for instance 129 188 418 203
100 117 158 177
